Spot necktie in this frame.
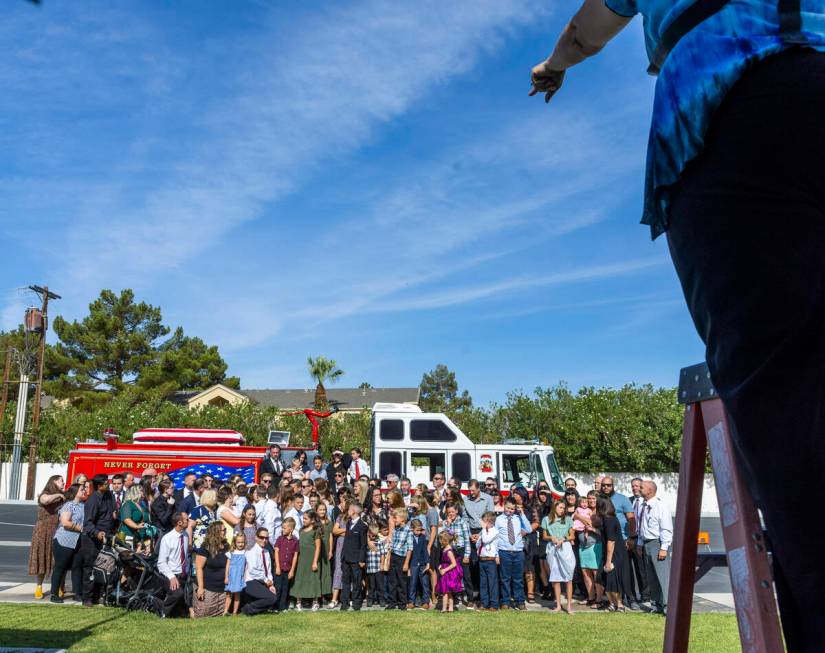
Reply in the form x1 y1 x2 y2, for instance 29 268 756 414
354 461 360 478
179 533 187 578
507 515 515 545
261 548 269 579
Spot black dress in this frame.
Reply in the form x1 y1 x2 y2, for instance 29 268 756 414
600 515 633 596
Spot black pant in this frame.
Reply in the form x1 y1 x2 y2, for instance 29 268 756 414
627 539 649 602
468 529 481 600
160 574 186 617
241 579 276 615
366 572 384 605
51 541 82 598
79 534 103 603
387 553 408 608
273 572 290 612
454 546 473 600
340 561 363 609
667 48 825 653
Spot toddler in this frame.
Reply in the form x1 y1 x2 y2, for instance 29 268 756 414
224 533 247 615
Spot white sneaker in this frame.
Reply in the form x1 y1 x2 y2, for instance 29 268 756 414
295 601 303 612
311 602 320 612
326 600 338 609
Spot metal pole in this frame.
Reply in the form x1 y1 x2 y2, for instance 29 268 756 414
0 351 11 494
9 373 29 500
25 287 50 500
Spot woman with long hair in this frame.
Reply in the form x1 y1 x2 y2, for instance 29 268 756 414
193 521 230 618
317 501 333 602
118 484 151 551
364 486 388 527
238 504 258 550
216 486 240 545
150 479 177 535
596 496 632 612
327 494 352 609
542 500 576 614
291 510 323 610
29 474 65 598
50 483 87 603
353 479 369 506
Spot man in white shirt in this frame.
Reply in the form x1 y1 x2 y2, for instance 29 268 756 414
348 448 370 482
156 511 190 617
256 485 282 545
241 528 277 615
637 480 673 614
628 477 650 607
400 477 413 506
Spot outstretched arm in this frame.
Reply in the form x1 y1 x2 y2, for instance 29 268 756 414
530 0 632 102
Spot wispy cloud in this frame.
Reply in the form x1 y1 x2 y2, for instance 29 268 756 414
40 1 548 289
365 256 669 313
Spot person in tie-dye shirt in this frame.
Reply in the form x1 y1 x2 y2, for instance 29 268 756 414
530 2 825 650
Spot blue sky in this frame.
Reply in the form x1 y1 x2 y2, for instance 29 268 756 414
0 1 705 405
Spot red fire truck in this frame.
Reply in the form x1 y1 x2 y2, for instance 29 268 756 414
66 428 319 487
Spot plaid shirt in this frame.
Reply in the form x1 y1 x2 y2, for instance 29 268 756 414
440 516 470 551
366 538 388 574
390 523 414 556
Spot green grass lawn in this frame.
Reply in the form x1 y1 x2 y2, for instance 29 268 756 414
0 605 740 653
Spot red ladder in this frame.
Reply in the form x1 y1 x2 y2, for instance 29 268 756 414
663 363 783 653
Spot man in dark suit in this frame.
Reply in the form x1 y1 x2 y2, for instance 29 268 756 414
172 472 197 512
176 477 205 516
326 449 352 482
340 502 367 611
259 445 286 484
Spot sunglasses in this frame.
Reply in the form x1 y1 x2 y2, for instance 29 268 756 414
262 480 272 484
256 534 267 539
601 483 613 487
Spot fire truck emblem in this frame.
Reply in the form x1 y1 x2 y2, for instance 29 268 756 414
479 454 493 473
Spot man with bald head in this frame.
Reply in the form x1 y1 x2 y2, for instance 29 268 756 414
637 480 672 615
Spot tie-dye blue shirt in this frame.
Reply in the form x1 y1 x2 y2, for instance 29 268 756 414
604 0 825 238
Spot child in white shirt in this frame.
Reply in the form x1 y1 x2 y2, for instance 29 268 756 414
477 511 500 610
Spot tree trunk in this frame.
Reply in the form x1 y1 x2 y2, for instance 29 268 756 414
314 382 327 411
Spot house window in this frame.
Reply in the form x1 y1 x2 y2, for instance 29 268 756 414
379 452 402 479
379 419 404 441
410 419 457 442
451 453 471 483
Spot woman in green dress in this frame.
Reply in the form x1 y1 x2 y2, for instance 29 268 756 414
317 502 333 600
118 485 151 552
290 511 322 610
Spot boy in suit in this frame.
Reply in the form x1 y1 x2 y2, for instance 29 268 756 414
340 502 367 611
407 518 431 609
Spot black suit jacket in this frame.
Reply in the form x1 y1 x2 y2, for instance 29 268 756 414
177 492 197 517
259 455 285 482
341 518 367 565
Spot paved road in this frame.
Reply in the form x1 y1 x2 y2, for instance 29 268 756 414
0 502 733 594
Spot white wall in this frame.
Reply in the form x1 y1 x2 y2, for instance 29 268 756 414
565 472 719 516
0 464 721 516
0 463 67 500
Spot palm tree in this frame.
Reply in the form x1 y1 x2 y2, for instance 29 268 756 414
307 356 344 410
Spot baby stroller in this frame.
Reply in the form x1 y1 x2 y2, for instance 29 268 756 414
93 534 167 616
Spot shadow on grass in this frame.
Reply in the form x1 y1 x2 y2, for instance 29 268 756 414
0 610 125 650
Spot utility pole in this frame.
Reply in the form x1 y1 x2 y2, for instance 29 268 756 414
0 351 10 494
24 285 60 500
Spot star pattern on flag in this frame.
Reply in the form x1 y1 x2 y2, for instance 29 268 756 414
167 462 255 489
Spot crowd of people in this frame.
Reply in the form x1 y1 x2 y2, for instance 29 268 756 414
28 444 673 617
